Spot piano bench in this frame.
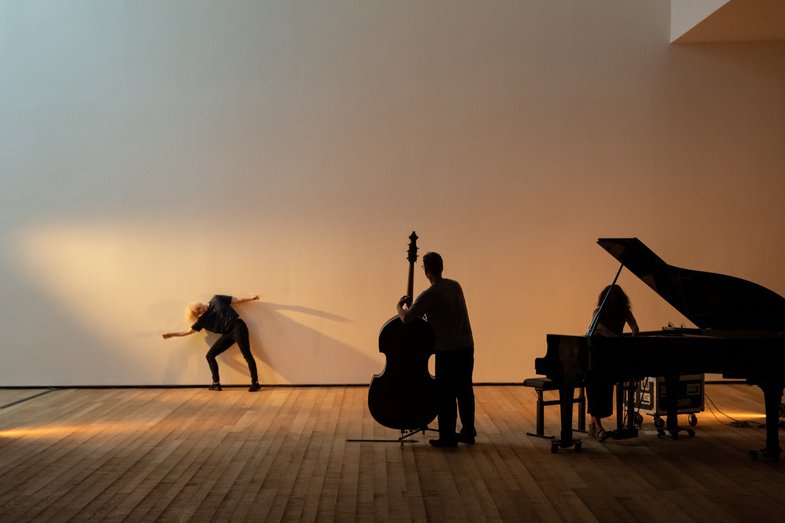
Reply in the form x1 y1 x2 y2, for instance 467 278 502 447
522 377 585 439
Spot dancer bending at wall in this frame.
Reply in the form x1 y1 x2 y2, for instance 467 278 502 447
163 294 261 391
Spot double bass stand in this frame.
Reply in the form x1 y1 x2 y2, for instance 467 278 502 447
347 426 439 447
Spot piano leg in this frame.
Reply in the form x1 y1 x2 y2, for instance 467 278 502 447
551 384 582 452
612 381 638 439
615 382 623 432
752 380 783 460
656 374 696 439
664 374 679 434
558 384 574 445
626 381 638 432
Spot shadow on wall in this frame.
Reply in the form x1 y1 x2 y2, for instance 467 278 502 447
162 301 383 385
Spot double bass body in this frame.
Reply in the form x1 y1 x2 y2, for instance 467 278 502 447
367 232 438 431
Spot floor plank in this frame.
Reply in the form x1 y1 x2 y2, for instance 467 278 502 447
0 384 784 522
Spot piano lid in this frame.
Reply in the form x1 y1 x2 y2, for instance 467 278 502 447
597 238 785 332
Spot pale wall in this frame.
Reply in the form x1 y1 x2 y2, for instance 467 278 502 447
2 0 784 385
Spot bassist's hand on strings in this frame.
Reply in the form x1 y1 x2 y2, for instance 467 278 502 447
397 295 412 322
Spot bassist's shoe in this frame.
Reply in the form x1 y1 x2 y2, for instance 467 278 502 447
248 383 262 392
429 438 458 448
457 431 476 445
208 382 222 391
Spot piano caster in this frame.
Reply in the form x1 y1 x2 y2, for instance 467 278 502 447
657 427 695 440
610 428 638 440
654 414 698 434
551 439 582 453
749 447 781 461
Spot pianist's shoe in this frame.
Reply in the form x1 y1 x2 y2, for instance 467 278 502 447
589 423 609 442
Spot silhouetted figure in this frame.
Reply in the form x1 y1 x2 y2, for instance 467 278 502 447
587 284 639 441
397 252 476 447
163 294 261 391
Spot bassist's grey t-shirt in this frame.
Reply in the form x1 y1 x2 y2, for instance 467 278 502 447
406 279 474 352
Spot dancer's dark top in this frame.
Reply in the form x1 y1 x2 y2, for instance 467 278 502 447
192 295 239 334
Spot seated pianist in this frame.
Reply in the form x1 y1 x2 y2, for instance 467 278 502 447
539 237 785 458
587 284 639 442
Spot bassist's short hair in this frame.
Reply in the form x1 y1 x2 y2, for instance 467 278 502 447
423 252 443 277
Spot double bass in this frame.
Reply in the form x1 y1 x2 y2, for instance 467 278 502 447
368 232 437 433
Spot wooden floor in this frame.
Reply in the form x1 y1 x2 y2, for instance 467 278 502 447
1 384 784 522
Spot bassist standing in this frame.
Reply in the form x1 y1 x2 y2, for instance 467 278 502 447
398 252 476 448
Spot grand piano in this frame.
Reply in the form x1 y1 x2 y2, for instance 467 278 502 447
536 238 785 459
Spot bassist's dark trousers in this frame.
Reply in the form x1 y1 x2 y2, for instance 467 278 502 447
435 346 476 441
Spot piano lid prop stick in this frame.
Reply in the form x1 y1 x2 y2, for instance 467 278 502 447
586 262 625 336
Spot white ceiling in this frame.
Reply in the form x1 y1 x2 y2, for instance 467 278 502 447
672 0 785 43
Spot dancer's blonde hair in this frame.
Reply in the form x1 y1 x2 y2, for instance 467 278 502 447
185 302 206 324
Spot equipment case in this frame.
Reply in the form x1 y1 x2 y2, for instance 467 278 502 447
635 374 704 428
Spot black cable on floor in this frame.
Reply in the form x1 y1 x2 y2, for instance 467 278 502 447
0 388 58 410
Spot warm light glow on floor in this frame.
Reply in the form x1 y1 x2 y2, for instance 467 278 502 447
707 411 765 422
0 421 147 439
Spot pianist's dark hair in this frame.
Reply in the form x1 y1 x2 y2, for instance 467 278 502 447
598 284 631 317
423 252 444 277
